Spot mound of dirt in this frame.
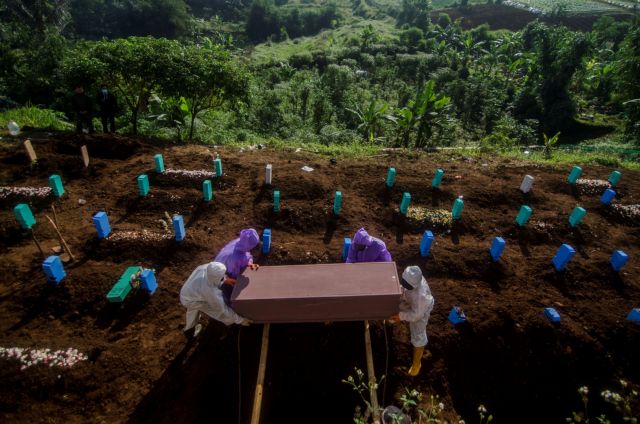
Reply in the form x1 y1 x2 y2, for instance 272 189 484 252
0 133 638 423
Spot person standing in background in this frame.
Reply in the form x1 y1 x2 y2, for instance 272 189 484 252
96 84 118 133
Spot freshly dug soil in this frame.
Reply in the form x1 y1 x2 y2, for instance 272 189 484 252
0 132 638 423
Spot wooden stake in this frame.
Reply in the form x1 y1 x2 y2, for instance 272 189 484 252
81 145 90 168
44 214 76 262
250 323 270 424
364 320 381 424
31 230 46 259
51 204 59 229
23 139 37 163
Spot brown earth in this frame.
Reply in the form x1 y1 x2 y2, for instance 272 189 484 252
0 132 638 423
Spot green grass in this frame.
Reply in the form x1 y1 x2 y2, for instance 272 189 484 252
497 147 640 170
0 106 73 132
248 18 399 64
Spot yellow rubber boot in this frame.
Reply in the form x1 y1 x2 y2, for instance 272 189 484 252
407 346 425 377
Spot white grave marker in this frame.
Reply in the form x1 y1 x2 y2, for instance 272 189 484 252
520 175 534 193
23 139 37 162
265 164 272 185
80 145 90 168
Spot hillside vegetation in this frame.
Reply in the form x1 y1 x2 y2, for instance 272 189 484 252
0 0 638 161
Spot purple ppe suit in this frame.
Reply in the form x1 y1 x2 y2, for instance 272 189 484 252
214 228 260 278
346 228 392 263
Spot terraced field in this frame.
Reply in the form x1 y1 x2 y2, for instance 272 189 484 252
505 0 630 14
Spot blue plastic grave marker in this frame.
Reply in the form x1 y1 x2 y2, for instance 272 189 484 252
399 192 411 215
386 168 396 188
203 180 213 202
628 308 640 323
342 238 351 261
608 170 621 186
600 189 616 205
137 174 149 197
262 229 271 255
154 154 165 173
432 168 444 188
274 191 280 213
419 230 434 257
14 203 36 229
172 215 185 241
569 207 586 227
567 166 582 184
448 307 467 325
544 307 561 323
92 211 111 239
43 255 66 285
140 269 158 294
49 174 64 198
552 244 576 271
452 197 464 220
610 250 629 272
490 237 506 262
214 158 223 177
333 191 342 215
515 205 532 227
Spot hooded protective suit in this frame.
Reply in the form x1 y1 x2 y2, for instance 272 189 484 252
399 266 435 347
346 228 392 263
180 262 246 329
214 229 260 278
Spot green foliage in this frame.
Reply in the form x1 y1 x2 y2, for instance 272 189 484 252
543 131 560 158
0 105 72 131
61 37 184 134
347 100 393 143
0 4 67 105
517 22 590 134
408 80 452 148
397 0 432 31
246 0 339 42
163 42 249 140
68 0 191 39
614 25 640 144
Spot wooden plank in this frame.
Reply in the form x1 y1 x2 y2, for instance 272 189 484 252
23 139 37 162
81 145 90 168
364 320 380 424
250 323 270 424
231 262 401 323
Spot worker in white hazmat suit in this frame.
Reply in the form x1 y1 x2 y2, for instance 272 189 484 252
180 261 250 337
390 266 435 377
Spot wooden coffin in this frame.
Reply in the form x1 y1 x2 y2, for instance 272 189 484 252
231 262 401 323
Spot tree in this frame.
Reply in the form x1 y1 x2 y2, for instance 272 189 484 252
2 0 71 37
62 37 183 134
360 24 380 49
165 42 250 141
397 0 432 31
517 22 589 134
614 25 640 143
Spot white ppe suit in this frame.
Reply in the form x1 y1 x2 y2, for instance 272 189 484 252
180 263 245 329
399 276 435 347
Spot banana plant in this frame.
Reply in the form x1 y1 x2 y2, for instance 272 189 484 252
347 100 394 143
543 131 560 159
412 80 451 148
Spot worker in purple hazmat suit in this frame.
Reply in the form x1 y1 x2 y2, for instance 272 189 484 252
346 227 392 263
214 228 261 304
